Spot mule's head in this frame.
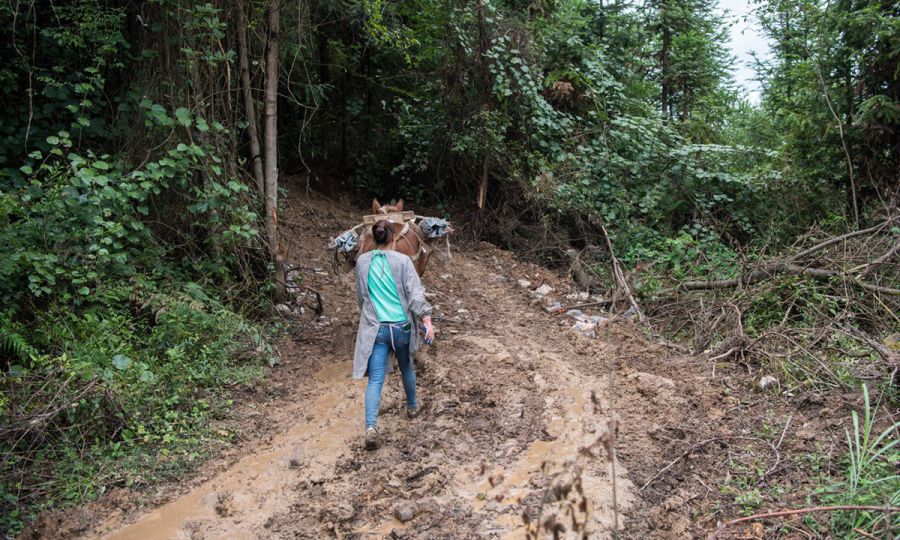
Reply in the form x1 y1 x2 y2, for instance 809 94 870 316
372 198 404 214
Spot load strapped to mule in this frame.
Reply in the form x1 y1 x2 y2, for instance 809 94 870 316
328 200 453 276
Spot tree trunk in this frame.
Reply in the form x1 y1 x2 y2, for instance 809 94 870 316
475 0 491 228
476 153 489 232
660 20 671 119
236 0 265 199
264 0 286 301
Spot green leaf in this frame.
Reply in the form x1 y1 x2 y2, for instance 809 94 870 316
175 107 192 127
112 354 132 370
19 165 33 175
78 287 90 295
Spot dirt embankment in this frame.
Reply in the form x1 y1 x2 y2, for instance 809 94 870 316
27 188 869 539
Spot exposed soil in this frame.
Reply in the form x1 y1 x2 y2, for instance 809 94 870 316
24 186 875 539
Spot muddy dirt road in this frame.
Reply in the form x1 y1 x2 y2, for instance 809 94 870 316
70 191 803 540
96 208 640 537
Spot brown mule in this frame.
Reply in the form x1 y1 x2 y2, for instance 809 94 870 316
359 198 431 275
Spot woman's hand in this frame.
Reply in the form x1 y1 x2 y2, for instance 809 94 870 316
422 316 435 343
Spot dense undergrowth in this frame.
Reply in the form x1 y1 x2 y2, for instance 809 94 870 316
0 127 278 535
0 2 278 535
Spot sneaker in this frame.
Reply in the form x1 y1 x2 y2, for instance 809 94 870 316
407 400 424 419
365 427 379 450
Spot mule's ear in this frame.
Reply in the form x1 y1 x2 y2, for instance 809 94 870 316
394 199 404 211
372 198 381 213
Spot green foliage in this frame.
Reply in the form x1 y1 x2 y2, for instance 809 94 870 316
292 0 826 261
0 2 270 536
0 279 274 536
755 0 899 215
621 228 739 290
0 318 36 365
1 113 255 306
817 384 900 536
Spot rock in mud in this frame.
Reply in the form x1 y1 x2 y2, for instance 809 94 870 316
572 319 597 338
320 501 355 523
393 502 417 523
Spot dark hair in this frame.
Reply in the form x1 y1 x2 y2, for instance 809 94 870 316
372 220 394 245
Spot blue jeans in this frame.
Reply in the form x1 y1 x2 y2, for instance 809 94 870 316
365 323 417 429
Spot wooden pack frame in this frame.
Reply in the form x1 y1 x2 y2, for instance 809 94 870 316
362 211 415 225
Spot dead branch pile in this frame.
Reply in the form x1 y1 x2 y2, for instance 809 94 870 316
646 218 899 390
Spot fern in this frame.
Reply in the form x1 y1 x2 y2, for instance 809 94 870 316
0 320 36 364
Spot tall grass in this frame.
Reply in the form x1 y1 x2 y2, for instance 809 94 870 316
826 384 900 536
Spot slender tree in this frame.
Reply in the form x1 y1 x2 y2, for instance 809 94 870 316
236 0 265 199
264 0 286 301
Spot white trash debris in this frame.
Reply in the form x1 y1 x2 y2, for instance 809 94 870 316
517 279 532 289
758 375 779 391
543 301 563 313
534 284 553 296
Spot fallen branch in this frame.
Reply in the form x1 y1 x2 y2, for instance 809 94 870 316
708 346 740 363
305 286 324 315
709 505 900 539
788 217 895 262
654 218 899 296
660 262 899 295
549 299 612 316
853 238 900 278
595 218 645 322
655 337 692 354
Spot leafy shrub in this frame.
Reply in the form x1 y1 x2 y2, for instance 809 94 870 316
0 94 267 536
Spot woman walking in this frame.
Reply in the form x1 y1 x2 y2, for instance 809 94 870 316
353 220 435 450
